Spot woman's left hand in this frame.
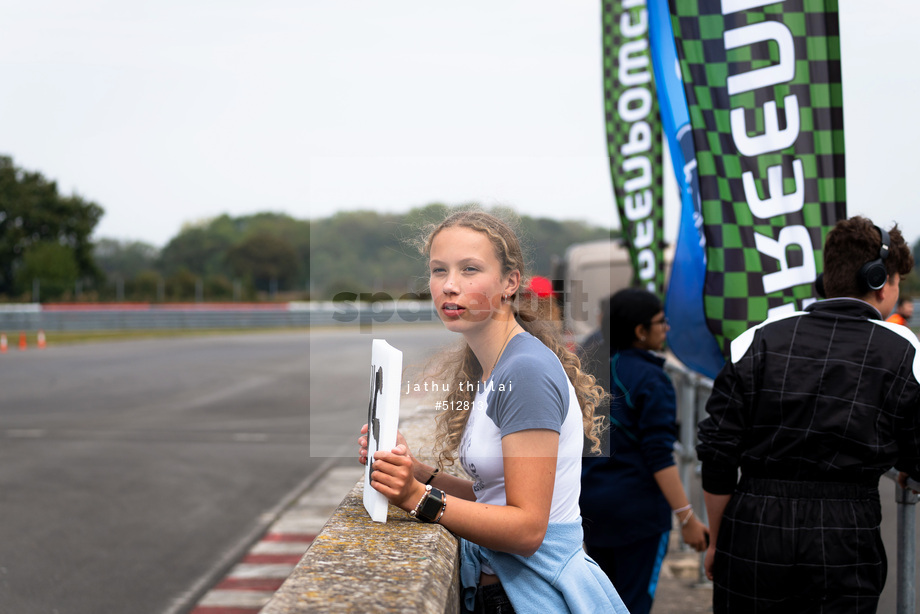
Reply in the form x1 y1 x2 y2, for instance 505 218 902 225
370 445 424 511
359 426 413 467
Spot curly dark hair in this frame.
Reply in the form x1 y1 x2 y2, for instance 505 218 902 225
822 216 913 298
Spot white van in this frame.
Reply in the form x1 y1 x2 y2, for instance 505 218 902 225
551 240 674 343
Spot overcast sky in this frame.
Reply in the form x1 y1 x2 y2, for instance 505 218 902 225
1 1 917 248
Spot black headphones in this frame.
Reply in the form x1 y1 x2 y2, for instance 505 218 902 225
857 225 890 292
815 225 890 298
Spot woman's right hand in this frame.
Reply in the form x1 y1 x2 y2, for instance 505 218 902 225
680 514 710 552
369 444 424 511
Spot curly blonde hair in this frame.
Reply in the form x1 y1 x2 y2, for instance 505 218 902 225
420 208 606 467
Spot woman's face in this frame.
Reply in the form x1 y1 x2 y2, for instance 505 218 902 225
635 310 669 351
428 226 518 334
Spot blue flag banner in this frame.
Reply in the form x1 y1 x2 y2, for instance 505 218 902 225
648 0 724 378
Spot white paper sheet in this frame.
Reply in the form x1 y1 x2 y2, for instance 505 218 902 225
362 339 403 523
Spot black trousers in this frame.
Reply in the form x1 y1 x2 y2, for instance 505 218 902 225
585 531 669 614
713 477 887 614
473 583 515 614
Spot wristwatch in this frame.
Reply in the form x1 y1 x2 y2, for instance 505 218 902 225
410 486 446 523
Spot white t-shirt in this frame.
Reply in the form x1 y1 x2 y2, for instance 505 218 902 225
459 332 584 524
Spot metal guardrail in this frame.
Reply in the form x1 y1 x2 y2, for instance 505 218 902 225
0 301 438 332
888 467 920 614
666 361 920 614
665 363 712 586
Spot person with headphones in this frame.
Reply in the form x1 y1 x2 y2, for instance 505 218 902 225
697 216 920 613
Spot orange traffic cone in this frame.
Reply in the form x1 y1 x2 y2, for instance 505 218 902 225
0 333 7 353
18 332 27 351
37 330 46 349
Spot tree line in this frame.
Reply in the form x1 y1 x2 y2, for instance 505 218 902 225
0 157 614 303
97 204 613 302
4 156 919 303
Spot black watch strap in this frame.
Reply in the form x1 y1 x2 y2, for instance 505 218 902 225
416 487 445 523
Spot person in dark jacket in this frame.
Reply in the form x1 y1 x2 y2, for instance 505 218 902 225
698 216 920 613
580 288 708 614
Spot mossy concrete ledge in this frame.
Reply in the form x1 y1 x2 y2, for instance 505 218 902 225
260 400 461 613
259 485 460 614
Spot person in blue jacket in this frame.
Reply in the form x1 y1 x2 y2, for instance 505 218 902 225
580 287 708 614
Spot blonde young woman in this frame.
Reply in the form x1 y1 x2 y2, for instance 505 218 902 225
359 210 628 614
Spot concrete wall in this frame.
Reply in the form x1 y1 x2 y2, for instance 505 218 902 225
260 398 462 613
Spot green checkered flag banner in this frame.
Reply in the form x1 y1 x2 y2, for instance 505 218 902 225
668 0 846 355
602 0 666 296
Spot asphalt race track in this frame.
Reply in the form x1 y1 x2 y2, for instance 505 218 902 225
0 324 451 614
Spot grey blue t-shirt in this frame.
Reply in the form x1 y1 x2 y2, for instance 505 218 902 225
459 332 584 524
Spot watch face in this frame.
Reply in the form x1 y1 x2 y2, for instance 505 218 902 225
419 488 444 522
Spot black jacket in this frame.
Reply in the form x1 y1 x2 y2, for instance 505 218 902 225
698 298 920 494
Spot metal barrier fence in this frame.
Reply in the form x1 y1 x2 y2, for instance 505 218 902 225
0 301 438 332
666 362 920 614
